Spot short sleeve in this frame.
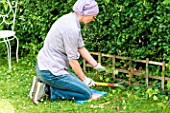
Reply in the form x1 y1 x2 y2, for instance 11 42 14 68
63 29 84 60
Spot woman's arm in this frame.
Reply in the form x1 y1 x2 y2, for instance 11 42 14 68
69 59 86 81
78 47 97 67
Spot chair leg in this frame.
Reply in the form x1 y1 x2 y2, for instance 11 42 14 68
2 35 19 70
14 35 19 62
5 39 12 70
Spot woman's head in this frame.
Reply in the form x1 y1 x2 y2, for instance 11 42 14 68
73 0 99 24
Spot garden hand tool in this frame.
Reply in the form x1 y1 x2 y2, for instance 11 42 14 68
95 81 125 89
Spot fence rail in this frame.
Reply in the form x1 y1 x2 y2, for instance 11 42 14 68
83 52 170 90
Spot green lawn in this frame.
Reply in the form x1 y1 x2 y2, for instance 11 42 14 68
0 57 169 113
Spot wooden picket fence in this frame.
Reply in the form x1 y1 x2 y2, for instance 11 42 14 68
83 52 170 90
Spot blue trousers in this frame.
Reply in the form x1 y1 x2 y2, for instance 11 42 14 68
36 64 92 101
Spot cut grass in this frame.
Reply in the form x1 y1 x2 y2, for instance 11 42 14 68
0 57 169 113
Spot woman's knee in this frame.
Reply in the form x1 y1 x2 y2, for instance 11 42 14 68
83 89 92 100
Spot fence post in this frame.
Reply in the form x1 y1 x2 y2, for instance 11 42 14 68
146 58 149 88
128 72 132 86
98 52 101 64
112 55 116 79
162 61 165 90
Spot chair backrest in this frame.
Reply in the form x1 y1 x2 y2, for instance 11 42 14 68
0 0 18 31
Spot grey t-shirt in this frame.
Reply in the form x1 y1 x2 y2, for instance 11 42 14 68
37 12 84 76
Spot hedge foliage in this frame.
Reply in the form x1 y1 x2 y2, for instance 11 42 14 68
0 0 170 62
83 0 170 62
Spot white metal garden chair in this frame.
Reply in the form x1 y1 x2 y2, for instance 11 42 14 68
0 0 19 70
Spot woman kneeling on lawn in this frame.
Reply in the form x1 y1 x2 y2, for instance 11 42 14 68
29 0 105 104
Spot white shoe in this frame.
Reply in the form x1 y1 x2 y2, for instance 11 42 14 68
29 76 37 99
32 81 46 104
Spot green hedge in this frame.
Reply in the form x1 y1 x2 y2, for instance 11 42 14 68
1 0 169 62
15 0 76 57
83 0 170 62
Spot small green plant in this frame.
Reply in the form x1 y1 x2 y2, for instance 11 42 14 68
167 80 170 90
146 88 160 101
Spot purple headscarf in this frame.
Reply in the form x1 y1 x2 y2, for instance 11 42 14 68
73 0 99 15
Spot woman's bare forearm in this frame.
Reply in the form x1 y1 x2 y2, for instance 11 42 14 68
78 47 97 67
